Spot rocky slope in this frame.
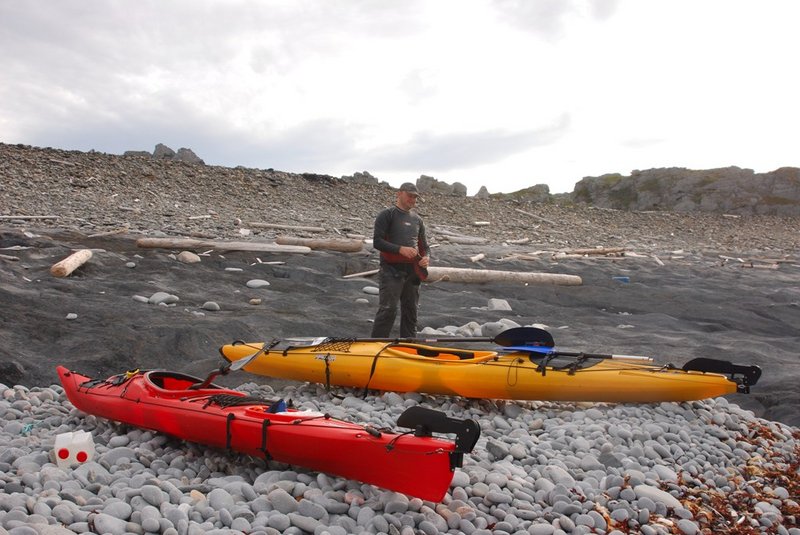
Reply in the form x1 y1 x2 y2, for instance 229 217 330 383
2 143 799 258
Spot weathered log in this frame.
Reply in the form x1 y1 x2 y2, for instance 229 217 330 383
136 237 310 254
51 249 93 277
514 208 555 225
0 215 60 220
741 263 780 270
426 267 582 286
470 253 486 262
276 236 364 252
441 235 488 245
247 222 326 233
433 228 472 237
561 247 626 255
342 269 380 279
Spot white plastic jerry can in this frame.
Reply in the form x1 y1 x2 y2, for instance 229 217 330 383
54 430 96 468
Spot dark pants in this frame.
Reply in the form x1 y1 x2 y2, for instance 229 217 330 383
371 264 420 338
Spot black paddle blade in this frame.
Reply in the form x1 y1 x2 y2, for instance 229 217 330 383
494 327 555 348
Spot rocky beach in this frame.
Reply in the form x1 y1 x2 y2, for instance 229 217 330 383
1 142 799 534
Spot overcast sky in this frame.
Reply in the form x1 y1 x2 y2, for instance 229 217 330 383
2 1 798 194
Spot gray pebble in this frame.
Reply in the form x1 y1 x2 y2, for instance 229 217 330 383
91 513 128 535
677 518 700 535
288 512 321 532
267 488 297 514
297 499 326 520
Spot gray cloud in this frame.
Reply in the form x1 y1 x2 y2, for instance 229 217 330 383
360 114 571 172
0 1 428 148
12 99 362 175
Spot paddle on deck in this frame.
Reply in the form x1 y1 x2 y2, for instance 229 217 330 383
222 327 554 375
331 326 556 348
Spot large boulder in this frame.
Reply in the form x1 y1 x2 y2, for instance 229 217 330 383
474 186 491 199
492 184 551 203
343 171 379 185
153 143 177 160
123 150 152 158
416 175 466 196
175 148 204 164
452 182 468 196
126 144 205 165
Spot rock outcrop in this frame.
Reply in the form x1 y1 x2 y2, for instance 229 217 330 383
493 184 551 203
342 171 380 185
573 167 800 216
125 143 205 165
417 175 468 196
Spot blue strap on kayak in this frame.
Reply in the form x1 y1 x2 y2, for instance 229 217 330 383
498 345 553 354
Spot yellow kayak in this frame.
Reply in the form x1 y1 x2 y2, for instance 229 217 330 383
219 330 761 403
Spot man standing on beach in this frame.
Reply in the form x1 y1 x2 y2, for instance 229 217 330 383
371 182 430 338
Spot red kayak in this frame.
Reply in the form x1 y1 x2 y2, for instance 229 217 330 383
57 366 479 501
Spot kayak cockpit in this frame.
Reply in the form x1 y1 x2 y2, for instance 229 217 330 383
143 370 235 398
388 344 498 362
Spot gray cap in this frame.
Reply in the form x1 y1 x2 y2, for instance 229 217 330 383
399 182 419 195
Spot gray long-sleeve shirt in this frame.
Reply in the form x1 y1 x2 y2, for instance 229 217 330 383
372 206 428 263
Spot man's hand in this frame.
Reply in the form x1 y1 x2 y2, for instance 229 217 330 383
398 246 418 259
418 255 430 268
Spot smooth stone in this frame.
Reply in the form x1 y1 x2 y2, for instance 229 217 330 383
633 484 681 509
177 251 201 264
148 292 178 305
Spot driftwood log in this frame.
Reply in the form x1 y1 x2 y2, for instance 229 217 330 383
514 208 555 225
342 269 380 279
275 236 364 252
247 223 326 233
51 249 93 277
136 237 311 254
561 247 626 255
426 267 582 286
440 235 488 245
0 215 60 220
